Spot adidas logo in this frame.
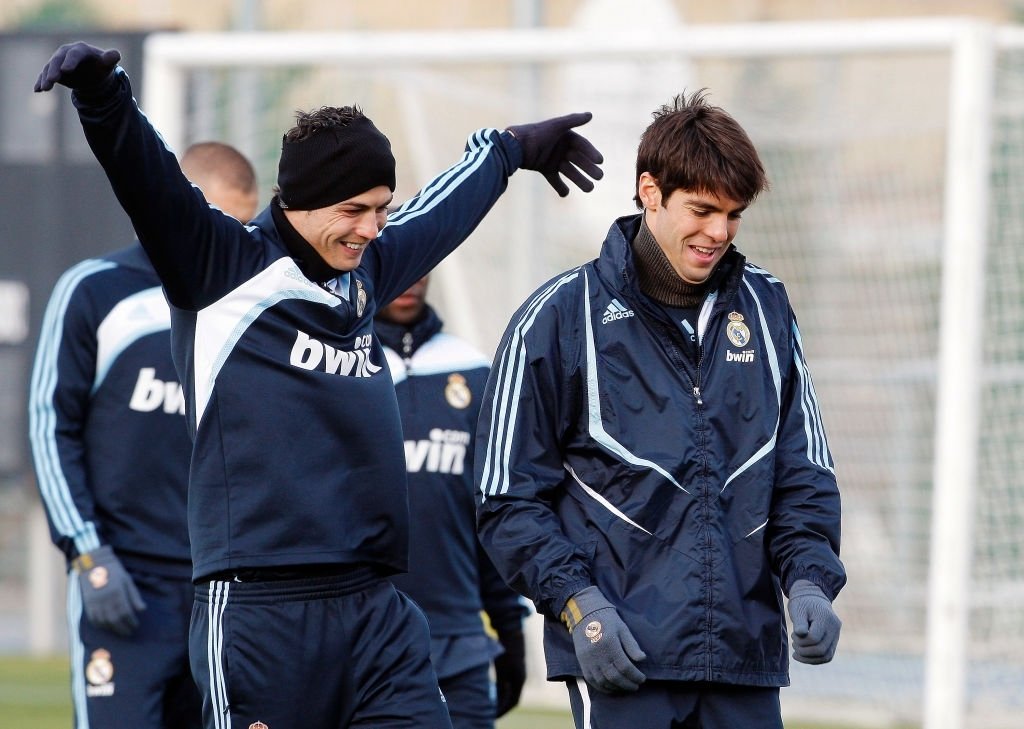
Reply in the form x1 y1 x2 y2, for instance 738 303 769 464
602 299 635 324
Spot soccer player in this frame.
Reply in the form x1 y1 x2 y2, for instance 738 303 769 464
476 90 846 729
28 141 258 729
34 41 602 729
376 275 530 729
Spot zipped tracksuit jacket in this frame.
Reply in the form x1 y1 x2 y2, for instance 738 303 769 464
30 244 191 574
70 68 522 584
378 306 527 680
476 214 846 687
28 243 200 728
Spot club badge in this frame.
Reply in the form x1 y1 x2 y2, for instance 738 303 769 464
445 373 472 409
726 311 751 348
585 620 604 644
356 279 366 318
85 649 114 686
248 722 269 729
88 565 109 589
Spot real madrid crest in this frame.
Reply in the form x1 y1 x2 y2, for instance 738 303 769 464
445 373 472 409
86 648 114 686
356 279 366 318
726 311 751 348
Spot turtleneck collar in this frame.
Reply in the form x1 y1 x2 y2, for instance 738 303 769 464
270 197 348 285
374 304 443 359
631 216 732 307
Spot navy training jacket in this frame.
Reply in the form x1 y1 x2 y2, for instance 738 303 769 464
71 68 521 582
29 245 192 577
476 214 846 687
378 306 527 675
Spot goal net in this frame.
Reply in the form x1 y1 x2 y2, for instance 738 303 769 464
140 18 1024 729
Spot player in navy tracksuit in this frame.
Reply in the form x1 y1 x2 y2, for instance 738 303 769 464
35 42 602 729
28 144 258 729
476 91 846 728
377 276 530 729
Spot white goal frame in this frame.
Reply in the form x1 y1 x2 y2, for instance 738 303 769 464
128 17 1011 729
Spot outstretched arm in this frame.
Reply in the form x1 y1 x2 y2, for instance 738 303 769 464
35 42 257 311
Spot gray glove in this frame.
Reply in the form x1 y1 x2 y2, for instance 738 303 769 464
506 112 604 197
562 586 646 693
73 545 146 636
34 41 121 93
787 579 841 665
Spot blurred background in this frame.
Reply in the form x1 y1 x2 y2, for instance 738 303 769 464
1 1 1023 728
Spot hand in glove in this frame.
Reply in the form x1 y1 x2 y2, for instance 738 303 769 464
506 112 604 197
493 629 527 717
562 586 646 693
34 41 121 93
73 545 146 636
787 579 841 665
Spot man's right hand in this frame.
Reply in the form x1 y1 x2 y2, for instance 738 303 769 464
34 42 120 93
562 586 646 693
73 545 146 636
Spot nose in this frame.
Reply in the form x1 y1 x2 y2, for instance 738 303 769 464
354 209 381 241
706 214 729 244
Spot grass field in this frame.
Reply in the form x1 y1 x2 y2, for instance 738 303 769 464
0 654 885 729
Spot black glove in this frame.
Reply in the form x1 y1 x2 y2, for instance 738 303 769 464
34 41 121 93
506 112 603 197
73 545 146 636
787 579 842 665
562 586 646 693
493 630 526 718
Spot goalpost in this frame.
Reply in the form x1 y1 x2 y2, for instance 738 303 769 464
135 18 1024 728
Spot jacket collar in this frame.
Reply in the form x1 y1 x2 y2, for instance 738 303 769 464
598 214 746 310
374 304 443 357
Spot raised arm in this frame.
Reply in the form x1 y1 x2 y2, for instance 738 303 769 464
368 115 603 306
35 42 257 310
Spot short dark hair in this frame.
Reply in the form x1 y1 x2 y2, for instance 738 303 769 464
634 89 767 209
283 106 365 143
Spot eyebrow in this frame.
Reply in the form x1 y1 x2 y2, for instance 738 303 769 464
340 195 394 211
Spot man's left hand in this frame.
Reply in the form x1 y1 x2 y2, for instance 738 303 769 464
506 112 604 197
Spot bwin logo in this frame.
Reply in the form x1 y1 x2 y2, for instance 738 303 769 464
602 299 635 324
129 368 185 414
726 350 755 363
404 429 470 475
290 330 382 377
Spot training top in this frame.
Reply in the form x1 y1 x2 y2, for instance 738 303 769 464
378 305 527 653
477 214 846 686
71 68 522 582
29 244 192 577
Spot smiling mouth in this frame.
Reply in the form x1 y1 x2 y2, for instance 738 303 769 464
692 245 717 256
343 242 366 251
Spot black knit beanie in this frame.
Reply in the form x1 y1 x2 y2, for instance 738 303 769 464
276 115 396 210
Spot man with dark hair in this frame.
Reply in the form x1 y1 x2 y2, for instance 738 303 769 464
376 275 530 729
35 41 602 729
476 90 845 729
28 141 258 729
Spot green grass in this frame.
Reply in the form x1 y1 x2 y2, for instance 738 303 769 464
0 655 71 729
0 655 901 729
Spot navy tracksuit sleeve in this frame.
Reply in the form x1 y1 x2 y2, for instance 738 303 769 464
476 281 594 619
72 69 260 311
477 537 528 636
361 128 521 307
768 309 846 599
28 265 107 562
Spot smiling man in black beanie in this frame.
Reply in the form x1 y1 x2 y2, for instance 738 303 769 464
35 41 603 729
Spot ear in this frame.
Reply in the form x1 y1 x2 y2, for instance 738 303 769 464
637 172 661 210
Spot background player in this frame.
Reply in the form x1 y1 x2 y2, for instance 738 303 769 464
28 141 258 729
377 274 530 729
